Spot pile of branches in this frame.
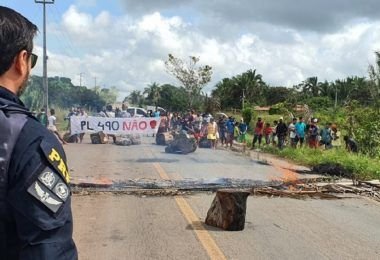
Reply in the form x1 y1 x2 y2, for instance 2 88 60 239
252 180 380 202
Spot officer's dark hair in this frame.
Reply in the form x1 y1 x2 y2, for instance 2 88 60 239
0 6 38 76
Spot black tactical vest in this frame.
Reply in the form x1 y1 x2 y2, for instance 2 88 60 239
0 97 29 252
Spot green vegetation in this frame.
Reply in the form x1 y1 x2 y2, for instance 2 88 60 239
212 52 380 161
242 107 254 126
22 51 380 174
124 83 208 112
262 146 380 181
22 75 118 111
165 54 212 109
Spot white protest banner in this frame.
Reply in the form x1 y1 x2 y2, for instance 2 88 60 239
70 116 161 135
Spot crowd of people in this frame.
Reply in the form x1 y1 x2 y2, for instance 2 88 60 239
33 106 358 153
249 116 346 150
157 110 358 153
33 106 89 144
157 110 246 150
241 116 357 152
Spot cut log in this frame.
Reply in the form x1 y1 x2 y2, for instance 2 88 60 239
156 132 173 145
63 132 77 143
165 133 197 154
90 132 108 144
198 137 211 148
205 190 250 231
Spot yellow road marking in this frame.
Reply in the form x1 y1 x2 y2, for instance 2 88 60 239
175 197 227 260
151 158 227 260
152 163 170 180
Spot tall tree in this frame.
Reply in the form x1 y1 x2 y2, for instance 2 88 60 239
159 84 188 111
238 69 266 106
21 75 117 111
211 69 267 109
297 76 321 97
165 54 212 109
126 90 143 106
265 86 292 105
368 51 380 109
144 82 161 107
99 86 118 105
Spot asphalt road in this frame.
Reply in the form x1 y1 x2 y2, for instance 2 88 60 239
65 136 380 260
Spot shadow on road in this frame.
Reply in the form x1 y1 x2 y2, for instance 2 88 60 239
186 221 227 232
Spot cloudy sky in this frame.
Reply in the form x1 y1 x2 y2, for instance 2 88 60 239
4 0 380 100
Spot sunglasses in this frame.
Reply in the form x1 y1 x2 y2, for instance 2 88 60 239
29 53 38 68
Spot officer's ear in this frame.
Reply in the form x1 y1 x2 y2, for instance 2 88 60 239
14 50 29 76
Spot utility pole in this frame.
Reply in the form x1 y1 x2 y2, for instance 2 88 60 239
35 0 54 114
94 77 97 88
242 89 245 110
79 72 84 87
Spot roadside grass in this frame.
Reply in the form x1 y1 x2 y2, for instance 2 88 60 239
224 110 380 181
262 146 380 181
55 108 69 132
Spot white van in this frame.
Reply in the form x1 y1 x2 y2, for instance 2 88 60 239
146 106 166 115
126 107 148 117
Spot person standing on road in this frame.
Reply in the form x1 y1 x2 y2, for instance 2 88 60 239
119 103 131 118
36 107 48 127
0 6 77 259
272 120 278 146
252 117 264 149
264 122 272 145
295 116 306 147
207 117 218 149
288 118 297 148
217 116 227 146
320 123 333 149
239 119 248 144
226 116 235 148
308 118 319 149
331 124 342 148
276 117 288 149
48 108 68 145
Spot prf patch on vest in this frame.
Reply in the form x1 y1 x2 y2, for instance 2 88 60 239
27 166 69 213
40 139 70 183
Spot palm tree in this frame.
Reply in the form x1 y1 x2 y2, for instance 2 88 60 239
301 76 321 97
144 82 161 107
243 69 265 104
126 90 143 106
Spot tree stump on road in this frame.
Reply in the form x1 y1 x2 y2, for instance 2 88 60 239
90 132 108 144
156 132 173 145
205 190 250 231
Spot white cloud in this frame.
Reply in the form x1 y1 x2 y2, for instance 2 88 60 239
62 5 93 35
31 4 380 101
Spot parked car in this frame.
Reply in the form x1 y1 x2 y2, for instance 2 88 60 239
127 107 148 117
146 106 166 115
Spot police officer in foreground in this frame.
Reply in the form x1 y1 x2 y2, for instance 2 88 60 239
0 6 77 259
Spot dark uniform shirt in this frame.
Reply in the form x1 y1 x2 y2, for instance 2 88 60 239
0 86 77 260
276 122 288 137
